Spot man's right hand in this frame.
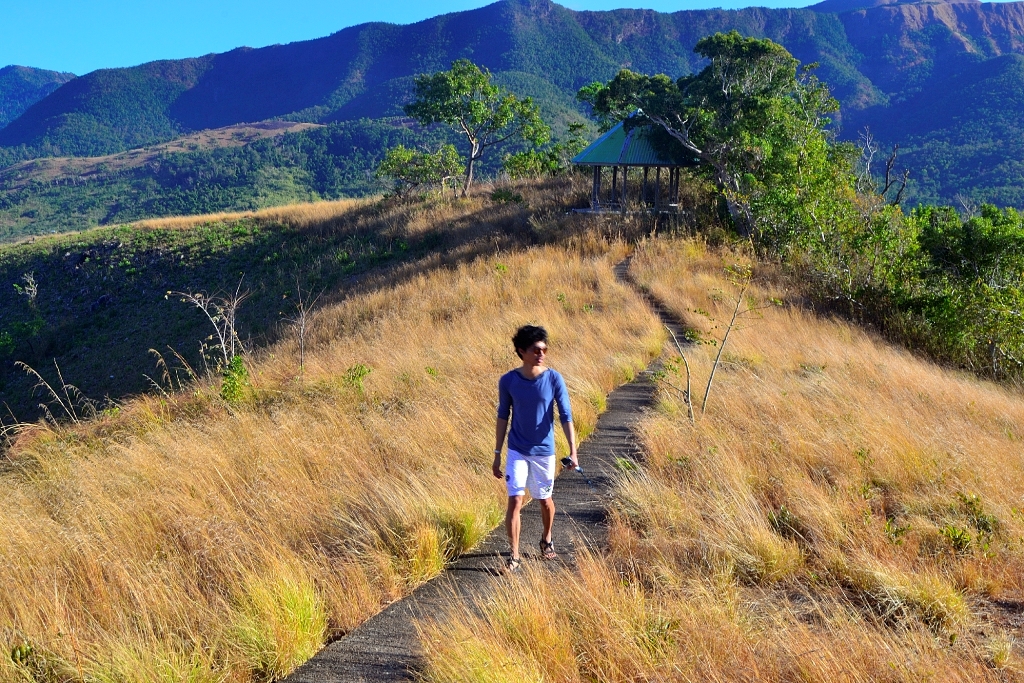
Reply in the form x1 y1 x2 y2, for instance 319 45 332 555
492 456 502 479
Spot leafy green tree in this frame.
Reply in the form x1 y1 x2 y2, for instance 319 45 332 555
375 144 464 198
502 122 589 180
579 31 841 235
405 59 550 197
913 204 1024 377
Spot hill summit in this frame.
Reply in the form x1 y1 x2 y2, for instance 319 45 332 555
0 65 75 130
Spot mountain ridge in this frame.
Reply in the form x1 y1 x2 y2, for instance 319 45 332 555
0 65 76 131
12 0 1024 155
2 0 1024 218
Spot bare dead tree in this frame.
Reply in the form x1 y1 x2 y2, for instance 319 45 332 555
17 272 38 308
856 128 879 195
881 143 910 206
168 277 250 369
701 266 782 414
283 276 323 377
857 128 909 206
666 326 695 426
956 193 979 220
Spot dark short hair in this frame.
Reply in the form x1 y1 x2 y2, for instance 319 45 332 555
512 325 548 358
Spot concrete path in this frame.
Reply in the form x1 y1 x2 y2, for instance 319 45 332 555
284 259 680 682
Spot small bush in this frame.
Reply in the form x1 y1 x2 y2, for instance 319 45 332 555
342 363 372 392
221 355 251 403
490 188 523 204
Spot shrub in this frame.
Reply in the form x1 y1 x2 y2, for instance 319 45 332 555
221 355 251 403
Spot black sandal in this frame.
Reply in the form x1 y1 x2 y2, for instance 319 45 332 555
506 556 522 573
539 539 557 560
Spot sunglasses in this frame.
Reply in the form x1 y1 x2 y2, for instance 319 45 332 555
527 345 548 355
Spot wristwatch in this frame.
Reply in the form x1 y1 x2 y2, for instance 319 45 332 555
493 449 501 455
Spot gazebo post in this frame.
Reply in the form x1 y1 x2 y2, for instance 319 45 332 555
612 166 618 207
592 166 601 209
621 166 627 214
655 167 661 211
643 167 649 206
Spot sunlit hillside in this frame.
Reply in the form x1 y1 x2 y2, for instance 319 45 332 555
0 181 664 683
421 237 1024 682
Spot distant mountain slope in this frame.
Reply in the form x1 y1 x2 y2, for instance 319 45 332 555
0 66 75 130
3 0 1024 207
0 58 211 156
857 53 1024 205
0 119 460 241
0 0 943 155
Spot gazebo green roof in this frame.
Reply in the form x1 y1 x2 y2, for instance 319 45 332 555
572 120 698 168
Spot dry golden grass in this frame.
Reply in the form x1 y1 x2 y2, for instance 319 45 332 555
0 185 664 683
131 197 369 232
419 235 1024 682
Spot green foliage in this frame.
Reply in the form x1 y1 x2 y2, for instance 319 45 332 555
941 524 972 554
614 457 638 472
0 112 590 243
959 493 999 535
405 59 550 195
579 33 1024 387
883 518 911 545
220 355 250 404
342 363 372 392
768 505 807 541
375 144 463 198
0 119 463 241
3 2 1024 209
582 32 840 235
502 121 589 180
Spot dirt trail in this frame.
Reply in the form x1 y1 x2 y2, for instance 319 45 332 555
284 259 682 682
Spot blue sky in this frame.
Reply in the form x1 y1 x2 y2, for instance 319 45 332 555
0 0 825 75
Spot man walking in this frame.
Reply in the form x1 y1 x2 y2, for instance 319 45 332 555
493 325 577 572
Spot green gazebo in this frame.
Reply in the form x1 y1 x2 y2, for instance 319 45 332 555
572 119 698 213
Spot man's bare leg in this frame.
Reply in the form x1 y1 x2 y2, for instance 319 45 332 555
539 497 555 544
506 495 524 559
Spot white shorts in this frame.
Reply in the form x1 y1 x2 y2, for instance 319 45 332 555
505 449 556 499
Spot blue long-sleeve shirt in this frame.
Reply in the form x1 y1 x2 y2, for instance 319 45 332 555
497 368 572 456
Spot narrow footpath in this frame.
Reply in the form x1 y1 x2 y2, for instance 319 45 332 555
285 259 683 683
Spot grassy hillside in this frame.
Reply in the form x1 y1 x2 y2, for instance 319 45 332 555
0 171 588 421
421 237 1024 681
0 118 469 241
0 179 664 683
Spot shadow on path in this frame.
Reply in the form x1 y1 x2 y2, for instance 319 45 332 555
283 258 686 682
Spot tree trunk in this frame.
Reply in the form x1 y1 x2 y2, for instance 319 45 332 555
725 196 753 237
462 142 480 198
462 157 475 198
